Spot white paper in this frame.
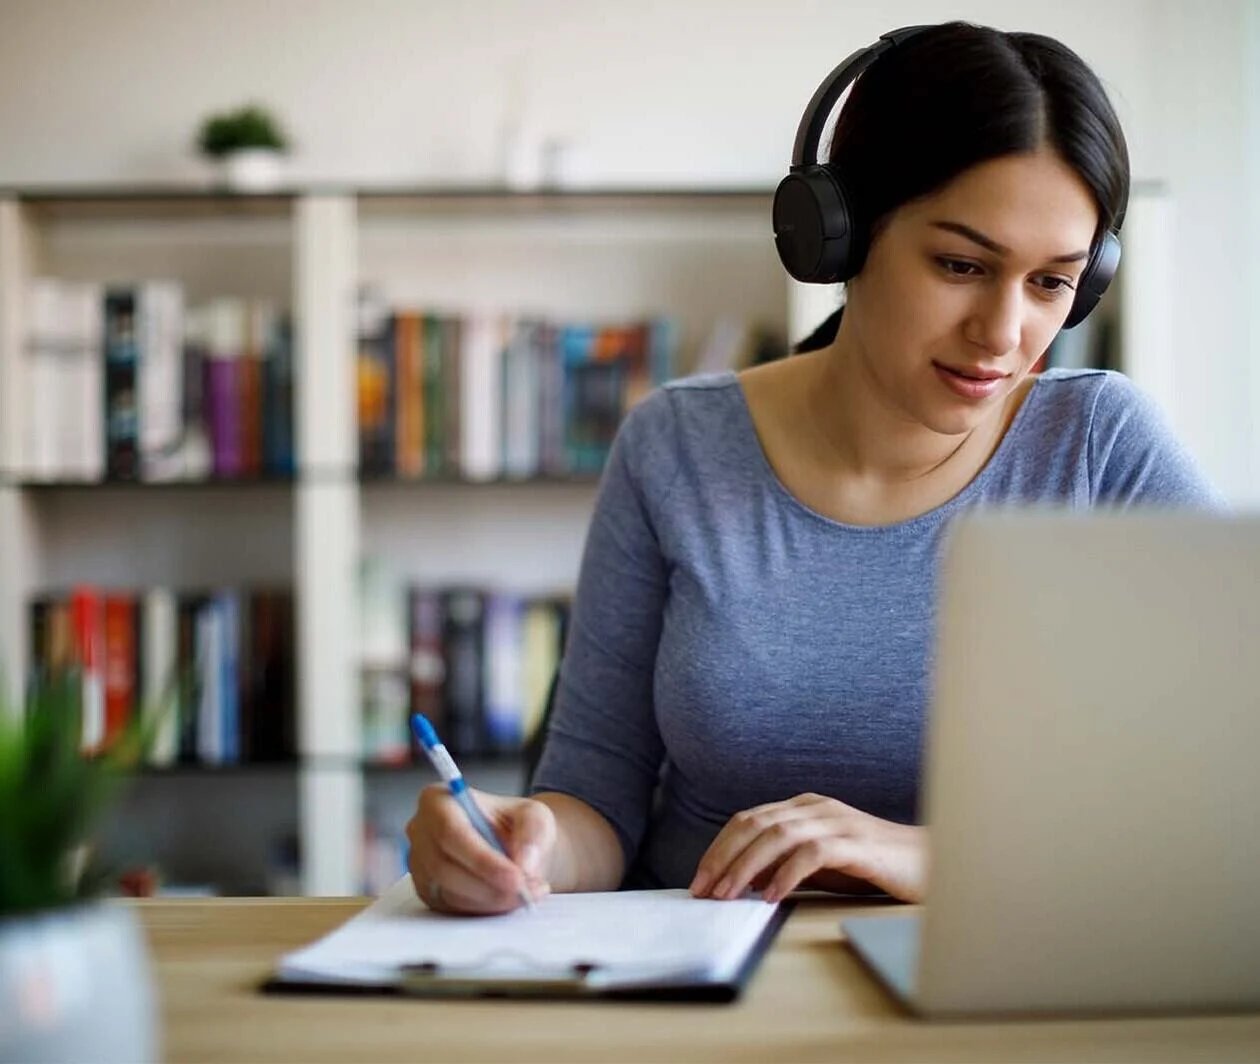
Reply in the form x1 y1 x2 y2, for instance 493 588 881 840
275 875 780 990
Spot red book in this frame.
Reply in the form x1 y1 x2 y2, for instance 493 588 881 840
102 593 137 748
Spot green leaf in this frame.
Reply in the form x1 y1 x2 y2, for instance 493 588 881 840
0 665 179 916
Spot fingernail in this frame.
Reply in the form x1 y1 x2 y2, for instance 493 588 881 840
691 874 709 896
715 878 732 898
519 844 541 877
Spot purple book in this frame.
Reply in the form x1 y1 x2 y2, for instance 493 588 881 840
204 356 242 478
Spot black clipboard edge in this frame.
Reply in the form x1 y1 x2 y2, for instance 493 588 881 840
258 900 795 1005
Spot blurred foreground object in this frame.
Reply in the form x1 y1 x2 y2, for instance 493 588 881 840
0 673 161 1063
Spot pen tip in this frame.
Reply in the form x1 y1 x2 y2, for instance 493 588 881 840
411 714 438 748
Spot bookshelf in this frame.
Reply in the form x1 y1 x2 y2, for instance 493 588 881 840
0 184 786 896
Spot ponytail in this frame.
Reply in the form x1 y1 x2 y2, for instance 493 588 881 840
793 307 844 354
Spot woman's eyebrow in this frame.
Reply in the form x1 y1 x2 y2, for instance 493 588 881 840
929 220 1089 264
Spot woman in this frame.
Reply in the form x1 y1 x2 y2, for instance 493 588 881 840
405 21 1220 914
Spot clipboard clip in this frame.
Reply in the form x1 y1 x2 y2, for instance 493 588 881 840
397 960 603 998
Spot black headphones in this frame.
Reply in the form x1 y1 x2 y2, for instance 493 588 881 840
772 25 1121 330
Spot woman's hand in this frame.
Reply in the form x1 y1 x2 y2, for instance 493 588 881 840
689 793 926 903
405 784 556 914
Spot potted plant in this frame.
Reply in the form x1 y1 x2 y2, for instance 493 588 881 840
0 675 160 1063
196 102 291 192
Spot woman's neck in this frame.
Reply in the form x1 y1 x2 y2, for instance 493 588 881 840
799 323 1005 487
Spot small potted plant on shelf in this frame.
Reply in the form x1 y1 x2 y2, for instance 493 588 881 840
196 102 291 192
0 675 160 1063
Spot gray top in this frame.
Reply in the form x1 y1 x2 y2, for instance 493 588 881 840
531 368 1223 889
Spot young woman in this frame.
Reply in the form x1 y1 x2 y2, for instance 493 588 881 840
405 21 1221 914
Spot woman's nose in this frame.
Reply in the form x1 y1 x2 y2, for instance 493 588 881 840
965 285 1022 357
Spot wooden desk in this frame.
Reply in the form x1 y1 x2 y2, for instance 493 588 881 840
137 896 1260 1063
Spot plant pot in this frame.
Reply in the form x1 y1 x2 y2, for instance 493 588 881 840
218 148 285 192
0 901 158 1063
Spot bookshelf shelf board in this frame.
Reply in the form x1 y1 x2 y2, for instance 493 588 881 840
11 475 297 492
362 754 525 773
135 760 301 777
356 186 773 220
9 188 296 223
2 184 774 222
357 473 601 488
129 753 516 776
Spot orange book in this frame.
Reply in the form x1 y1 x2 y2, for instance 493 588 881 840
395 312 426 477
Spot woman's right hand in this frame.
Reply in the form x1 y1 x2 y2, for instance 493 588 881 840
405 784 556 914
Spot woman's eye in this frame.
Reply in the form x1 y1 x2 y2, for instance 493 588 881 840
936 257 981 277
1034 275 1075 296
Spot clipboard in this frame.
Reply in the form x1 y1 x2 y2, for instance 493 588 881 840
260 877 793 1003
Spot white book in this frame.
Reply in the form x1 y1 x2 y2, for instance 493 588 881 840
142 587 179 767
358 557 407 669
501 319 541 478
24 277 63 480
68 281 105 482
459 313 504 482
140 281 186 481
483 592 524 750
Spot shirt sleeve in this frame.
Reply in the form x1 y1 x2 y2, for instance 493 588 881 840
529 389 679 870
1088 372 1228 509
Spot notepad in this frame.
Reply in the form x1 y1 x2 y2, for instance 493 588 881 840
266 875 789 1001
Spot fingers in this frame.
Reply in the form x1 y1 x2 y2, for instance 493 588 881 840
762 838 858 903
500 797 557 881
685 795 929 906
421 849 551 914
690 794 836 898
406 785 549 914
699 816 834 900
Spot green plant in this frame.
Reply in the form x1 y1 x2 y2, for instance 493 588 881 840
0 674 163 917
196 103 289 158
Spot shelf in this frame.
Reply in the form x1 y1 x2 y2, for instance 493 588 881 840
3 473 600 491
0 184 775 224
358 473 601 488
127 754 525 776
362 754 524 773
10 190 296 223
133 760 301 777
8 475 296 492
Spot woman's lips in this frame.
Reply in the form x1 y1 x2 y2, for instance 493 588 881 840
933 362 1007 399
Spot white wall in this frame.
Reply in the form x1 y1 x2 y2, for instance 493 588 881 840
1249 0 1260 498
0 0 1255 499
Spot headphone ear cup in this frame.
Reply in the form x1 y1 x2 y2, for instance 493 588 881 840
773 167 859 284
1063 229 1121 330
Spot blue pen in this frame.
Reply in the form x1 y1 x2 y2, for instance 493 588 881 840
410 714 536 911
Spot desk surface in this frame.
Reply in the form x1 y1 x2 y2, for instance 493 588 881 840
137 895 1260 1064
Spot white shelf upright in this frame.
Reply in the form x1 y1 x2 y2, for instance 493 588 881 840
295 194 363 895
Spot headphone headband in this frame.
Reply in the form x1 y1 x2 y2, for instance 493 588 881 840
791 26 934 168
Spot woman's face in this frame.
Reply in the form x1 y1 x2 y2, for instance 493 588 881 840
843 147 1100 437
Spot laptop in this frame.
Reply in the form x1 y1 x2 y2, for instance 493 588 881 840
843 509 1260 1019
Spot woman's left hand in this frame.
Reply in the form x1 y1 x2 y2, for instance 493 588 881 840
689 793 926 903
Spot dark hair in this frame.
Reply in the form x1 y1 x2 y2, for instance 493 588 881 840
795 21 1130 353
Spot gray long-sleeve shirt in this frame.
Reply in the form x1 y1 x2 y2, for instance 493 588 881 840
531 368 1222 889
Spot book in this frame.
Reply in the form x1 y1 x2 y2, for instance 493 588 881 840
264 875 789 1002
